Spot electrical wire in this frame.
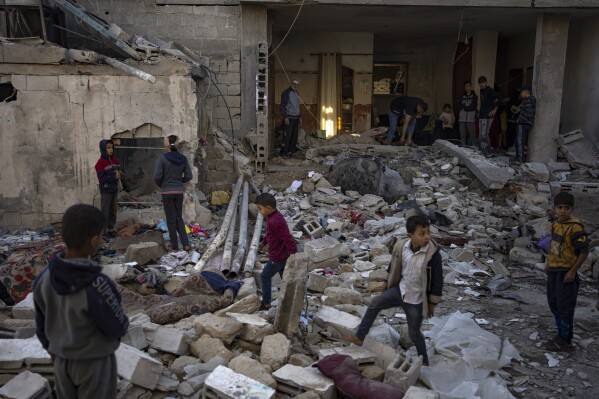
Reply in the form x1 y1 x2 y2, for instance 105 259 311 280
268 0 306 57
452 10 464 65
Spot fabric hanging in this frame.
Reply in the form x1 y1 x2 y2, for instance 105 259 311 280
318 53 341 138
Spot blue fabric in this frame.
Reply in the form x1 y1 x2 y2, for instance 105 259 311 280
164 150 187 165
516 123 531 162
200 271 242 295
388 109 416 143
260 260 286 305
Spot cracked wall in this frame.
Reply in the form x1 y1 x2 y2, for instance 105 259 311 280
0 61 199 229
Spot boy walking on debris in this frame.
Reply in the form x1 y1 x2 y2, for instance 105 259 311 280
34 204 129 398
344 215 443 365
95 139 125 235
545 192 589 351
515 86 536 163
256 193 297 311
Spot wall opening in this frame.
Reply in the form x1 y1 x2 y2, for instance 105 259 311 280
0 83 17 102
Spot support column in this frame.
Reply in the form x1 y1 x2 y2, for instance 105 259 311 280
240 5 268 134
472 31 498 87
529 14 569 163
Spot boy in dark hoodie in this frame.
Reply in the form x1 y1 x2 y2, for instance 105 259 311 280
34 204 129 398
95 139 123 234
516 86 536 163
154 135 193 251
344 215 443 366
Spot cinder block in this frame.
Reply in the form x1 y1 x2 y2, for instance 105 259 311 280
115 343 164 390
304 236 342 263
307 272 328 293
203 366 275 399
272 364 335 399
318 346 376 365
303 218 325 238
403 386 440 399
384 353 423 391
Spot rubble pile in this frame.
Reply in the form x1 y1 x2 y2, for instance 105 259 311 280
1 141 599 398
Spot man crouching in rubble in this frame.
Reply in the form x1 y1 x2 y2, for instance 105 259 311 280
344 214 443 366
34 204 129 398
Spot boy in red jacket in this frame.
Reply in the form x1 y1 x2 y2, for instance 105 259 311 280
256 193 297 310
94 140 123 234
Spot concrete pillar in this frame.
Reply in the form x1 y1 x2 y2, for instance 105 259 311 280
472 31 498 87
529 14 570 163
240 5 268 134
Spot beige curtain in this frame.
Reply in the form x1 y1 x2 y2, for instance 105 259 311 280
318 53 342 138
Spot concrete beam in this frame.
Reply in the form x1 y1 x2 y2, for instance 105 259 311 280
241 0 599 8
529 14 569 163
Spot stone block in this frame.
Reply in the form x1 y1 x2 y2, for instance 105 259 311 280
522 162 550 182
364 217 403 235
362 364 385 381
372 254 392 268
237 277 257 299
307 257 340 272
115 343 164 390
190 335 233 362
124 242 165 265
367 281 387 292
384 352 423 391
289 353 315 367
27 75 59 91
509 247 543 265
274 253 308 337
0 371 51 399
351 251 370 262
403 386 441 399
214 294 260 317
307 272 328 293
272 364 335 399
151 326 189 355
451 248 474 262
260 333 290 371
184 356 229 380
156 375 179 392
314 306 361 337
170 355 202 378
323 287 362 306
12 292 35 319
303 218 325 238
355 194 386 211
193 313 243 345
362 337 398 368
369 269 389 282
353 260 376 272
369 243 389 257
122 326 148 350
102 263 128 281
304 236 342 263
318 346 376 365
203 366 275 399
0 337 51 369
229 355 277 388
226 313 273 344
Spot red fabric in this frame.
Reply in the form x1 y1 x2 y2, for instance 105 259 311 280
263 210 297 263
94 156 119 183
314 354 405 399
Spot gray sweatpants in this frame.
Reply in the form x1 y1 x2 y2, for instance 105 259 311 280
54 354 117 399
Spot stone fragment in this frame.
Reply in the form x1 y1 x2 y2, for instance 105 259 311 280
509 247 543 265
403 386 441 399
155 375 179 392
12 292 35 319
184 356 228 380
308 257 340 272
353 260 376 272
122 326 148 350
229 355 277 388
315 177 333 188
300 198 312 210
318 346 376 365
187 373 209 391
102 263 128 281
314 306 361 337
170 355 202 378
369 243 389 257
260 333 291 371
0 337 51 369
451 248 474 262
304 236 342 263
372 254 392 268
115 343 164 390
275 253 308 337
237 277 258 299
124 242 165 265
227 312 274 344
178 381 195 396
190 335 233 362
367 281 387 292
289 353 315 367
302 179 315 193
273 364 335 399
151 326 189 355
384 352 423 391
355 194 386 211
193 313 243 345
307 272 328 293
364 217 403 235
362 364 385 381
204 366 276 399
214 294 260 317
369 269 389 282
0 371 51 399
295 392 322 399
323 287 362 306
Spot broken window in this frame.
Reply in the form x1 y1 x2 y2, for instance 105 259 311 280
0 83 17 102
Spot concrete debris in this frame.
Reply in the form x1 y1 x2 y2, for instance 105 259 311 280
272 364 336 399
193 313 243 345
260 333 291 372
204 365 276 399
115 343 164 390
190 335 233 362
150 326 189 355
0 371 52 399
11 292 35 319
558 129 599 168
229 355 277 388
124 242 165 265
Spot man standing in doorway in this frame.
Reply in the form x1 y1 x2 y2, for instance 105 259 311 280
280 77 301 157
477 76 500 155
388 95 428 147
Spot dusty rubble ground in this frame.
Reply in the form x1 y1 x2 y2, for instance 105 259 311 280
1 138 599 399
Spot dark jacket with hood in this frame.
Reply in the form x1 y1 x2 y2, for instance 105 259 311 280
154 149 193 194
95 140 120 194
517 96 536 125
33 253 129 359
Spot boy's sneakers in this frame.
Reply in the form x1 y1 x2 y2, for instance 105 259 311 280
545 335 573 352
342 335 364 346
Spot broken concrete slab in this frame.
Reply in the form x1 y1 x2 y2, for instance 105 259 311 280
403 386 441 399
272 364 336 399
304 236 342 263
124 241 165 265
0 370 52 399
193 313 243 345
274 253 308 337
323 287 362 306
433 140 515 189
237 277 258 299
170 355 202 378
184 356 229 380
156 375 179 392
229 355 277 388
318 346 376 365
115 343 164 390
522 163 550 182
314 306 361 337
122 326 148 350
509 247 543 265
109 230 165 252
12 292 35 319
151 326 189 355
214 294 260 317
0 337 51 369
204 365 276 399
227 312 274 344
260 333 291 371
191 335 233 362
307 272 328 293
558 130 599 168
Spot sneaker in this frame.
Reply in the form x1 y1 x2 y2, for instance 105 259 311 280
545 336 573 352
342 335 364 346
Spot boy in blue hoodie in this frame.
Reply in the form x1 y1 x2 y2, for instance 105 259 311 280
34 204 129 398
95 139 123 235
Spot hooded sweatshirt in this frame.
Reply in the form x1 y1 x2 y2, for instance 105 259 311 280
94 140 120 193
154 149 193 194
517 96 536 125
33 253 129 359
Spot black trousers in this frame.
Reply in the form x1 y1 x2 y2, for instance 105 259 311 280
282 118 299 155
100 192 117 231
162 193 189 250
547 270 579 340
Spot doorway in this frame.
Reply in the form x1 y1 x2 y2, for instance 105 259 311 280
452 37 473 119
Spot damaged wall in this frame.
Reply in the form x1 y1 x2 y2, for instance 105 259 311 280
0 60 199 229
561 14 599 150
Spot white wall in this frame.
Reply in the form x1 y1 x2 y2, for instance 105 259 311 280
472 30 498 88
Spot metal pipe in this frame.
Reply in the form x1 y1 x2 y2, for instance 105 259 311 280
220 200 238 276
194 176 243 271
242 186 269 278
229 182 249 279
98 55 156 84
250 181 261 196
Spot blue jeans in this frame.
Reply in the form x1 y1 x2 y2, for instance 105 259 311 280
388 109 416 143
516 124 531 162
478 118 493 154
547 270 579 341
355 285 427 363
260 260 286 305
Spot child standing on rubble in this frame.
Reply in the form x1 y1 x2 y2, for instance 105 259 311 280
255 193 297 311
33 204 129 398
154 135 193 252
545 192 589 351
515 86 536 163
95 139 124 236
344 215 443 366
